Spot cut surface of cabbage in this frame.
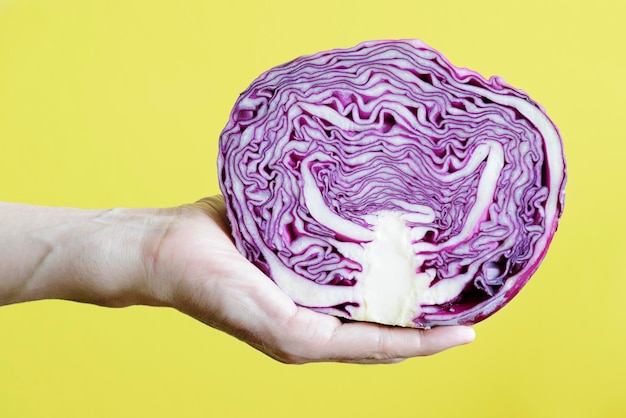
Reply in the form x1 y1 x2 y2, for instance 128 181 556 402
218 40 566 327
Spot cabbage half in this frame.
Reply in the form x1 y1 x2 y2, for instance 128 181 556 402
218 40 566 327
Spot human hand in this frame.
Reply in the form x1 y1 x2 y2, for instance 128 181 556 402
142 196 475 364
0 197 474 364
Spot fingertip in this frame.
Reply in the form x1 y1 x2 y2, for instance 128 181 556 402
455 326 476 344
419 325 475 354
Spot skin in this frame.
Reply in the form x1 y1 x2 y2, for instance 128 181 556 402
0 196 474 364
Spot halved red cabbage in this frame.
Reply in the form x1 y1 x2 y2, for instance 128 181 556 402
218 40 566 327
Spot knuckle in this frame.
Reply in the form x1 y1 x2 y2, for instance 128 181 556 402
374 328 395 356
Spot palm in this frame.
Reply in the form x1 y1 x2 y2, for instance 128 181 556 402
153 196 474 364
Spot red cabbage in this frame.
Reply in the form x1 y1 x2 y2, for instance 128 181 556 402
218 40 566 327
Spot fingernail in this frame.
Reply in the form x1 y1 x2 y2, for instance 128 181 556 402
458 326 476 343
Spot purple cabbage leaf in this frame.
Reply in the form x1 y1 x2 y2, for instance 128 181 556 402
218 40 566 327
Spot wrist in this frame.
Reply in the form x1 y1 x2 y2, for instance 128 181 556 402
58 206 165 308
0 203 172 308
56 206 179 308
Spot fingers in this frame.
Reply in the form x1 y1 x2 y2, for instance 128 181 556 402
267 307 475 364
315 322 475 364
191 196 227 222
194 195 225 210
185 196 232 239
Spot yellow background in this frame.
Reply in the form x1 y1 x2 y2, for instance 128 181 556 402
1 0 624 417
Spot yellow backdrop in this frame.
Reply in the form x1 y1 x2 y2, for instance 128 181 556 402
1 0 624 417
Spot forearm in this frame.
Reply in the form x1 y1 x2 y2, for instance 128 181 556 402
0 202 166 307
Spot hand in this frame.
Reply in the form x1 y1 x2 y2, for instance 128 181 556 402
144 196 475 364
0 198 474 364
